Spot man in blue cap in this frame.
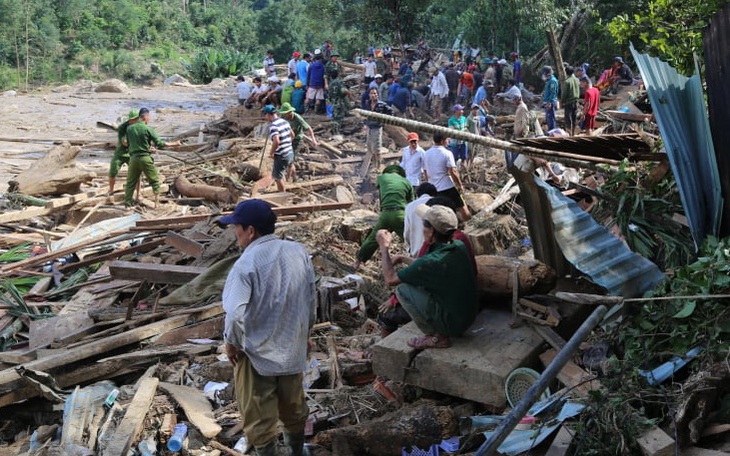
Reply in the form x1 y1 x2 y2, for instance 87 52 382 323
220 199 316 456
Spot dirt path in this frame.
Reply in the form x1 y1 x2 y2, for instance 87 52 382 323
0 79 240 192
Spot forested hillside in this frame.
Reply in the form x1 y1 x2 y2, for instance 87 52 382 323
0 0 724 89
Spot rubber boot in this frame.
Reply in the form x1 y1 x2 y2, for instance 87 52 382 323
254 440 277 456
284 432 306 456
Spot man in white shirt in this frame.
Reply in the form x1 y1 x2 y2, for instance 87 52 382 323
423 132 471 221
400 132 427 186
236 76 252 106
362 53 377 88
429 68 449 121
287 52 300 77
403 182 436 257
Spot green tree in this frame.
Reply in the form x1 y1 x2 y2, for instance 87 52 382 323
256 0 307 58
608 0 730 73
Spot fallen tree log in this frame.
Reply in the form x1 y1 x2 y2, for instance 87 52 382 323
312 401 457 455
174 175 239 204
475 255 556 296
383 124 410 149
12 142 97 196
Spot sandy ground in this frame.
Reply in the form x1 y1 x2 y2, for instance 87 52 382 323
0 79 240 192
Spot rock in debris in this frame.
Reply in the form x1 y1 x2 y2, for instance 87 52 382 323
52 85 72 93
2 90 17 97
164 74 191 86
95 79 129 93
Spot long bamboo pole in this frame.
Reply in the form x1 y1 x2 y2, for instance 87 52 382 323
352 109 621 170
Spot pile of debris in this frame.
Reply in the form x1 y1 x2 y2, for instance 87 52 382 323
0 60 728 456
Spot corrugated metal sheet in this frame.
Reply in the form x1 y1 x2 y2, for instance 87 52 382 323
703 4 730 237
630 44 723 248
535 177 665 297
511 133 657 161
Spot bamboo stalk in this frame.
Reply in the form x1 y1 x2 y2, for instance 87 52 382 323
352 109 622 169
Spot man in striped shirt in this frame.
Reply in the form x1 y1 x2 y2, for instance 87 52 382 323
263 105 294 192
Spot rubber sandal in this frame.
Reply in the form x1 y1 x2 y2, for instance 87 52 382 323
407 334 451 349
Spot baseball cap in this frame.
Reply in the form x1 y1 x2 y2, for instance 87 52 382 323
262 105 277 114
415 204 458 235
294 80 303 88
498 59 507 65
614 56 624 63
219 199 277 232
127 109 140 120
293 51 301 58
278 102 295 114
314 49 321 55
471 104 480 110
453 104 464 111
268 76 279 83
383 164 406 177
331 51 340 57
374 74 383 79
407 132 419 141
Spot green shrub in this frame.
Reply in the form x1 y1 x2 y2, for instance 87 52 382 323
183 48 257 84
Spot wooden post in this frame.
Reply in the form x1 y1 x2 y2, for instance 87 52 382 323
102 377 159 456
546 29 566 83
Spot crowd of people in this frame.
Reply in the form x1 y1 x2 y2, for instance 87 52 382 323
215 42 644 456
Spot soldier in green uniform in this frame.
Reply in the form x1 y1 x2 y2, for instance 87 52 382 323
327 71 354 134
108 109 140 197
352 165 414 270
324 51 343 88
124 108 181 207
278 102 318 182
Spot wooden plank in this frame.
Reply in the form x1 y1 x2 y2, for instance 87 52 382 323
0 314 192 392
159 382 222 438
165 231 204 257
285 175 344 191
109 260 207 284
154 316 224 346
545 426 574 456
28 312 95 350
531 325 567 351
102 377 159 456
539 349 602 397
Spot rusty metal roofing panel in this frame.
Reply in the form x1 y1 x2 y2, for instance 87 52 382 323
630 44 723 247
535 177 665 298
511 133 658 161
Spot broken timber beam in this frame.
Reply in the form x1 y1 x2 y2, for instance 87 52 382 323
101 377 159 456
159 382 222 438
353 109 621 169
109 261 207 284
165 231 204 257
285 175 345 191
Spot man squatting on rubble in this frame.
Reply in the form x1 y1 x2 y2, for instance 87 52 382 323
220 199 316 456
376 204 478 349
124 108 181 207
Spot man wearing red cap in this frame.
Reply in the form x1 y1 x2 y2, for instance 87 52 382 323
400 132 427 186
220 199 315 456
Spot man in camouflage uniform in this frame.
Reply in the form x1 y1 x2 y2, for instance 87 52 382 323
325 51 343 88
328 71 353 134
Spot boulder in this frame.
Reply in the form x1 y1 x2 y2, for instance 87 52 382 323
94 79 129 93
163 74 191 86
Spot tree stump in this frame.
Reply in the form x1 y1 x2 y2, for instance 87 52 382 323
13 142 96 196
312 401 457 455
174 175 239 204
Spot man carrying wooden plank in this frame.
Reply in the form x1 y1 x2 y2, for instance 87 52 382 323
124 108 180 207
220 199 316 456
108 109 141 198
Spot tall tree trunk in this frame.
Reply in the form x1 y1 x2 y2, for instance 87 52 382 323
24 3 30 92
546 28 566 83
14 32 21 90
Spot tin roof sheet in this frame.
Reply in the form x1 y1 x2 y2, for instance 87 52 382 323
630 44 723 247
536 177 665 297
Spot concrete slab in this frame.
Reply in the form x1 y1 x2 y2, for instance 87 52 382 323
372 309 545 407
